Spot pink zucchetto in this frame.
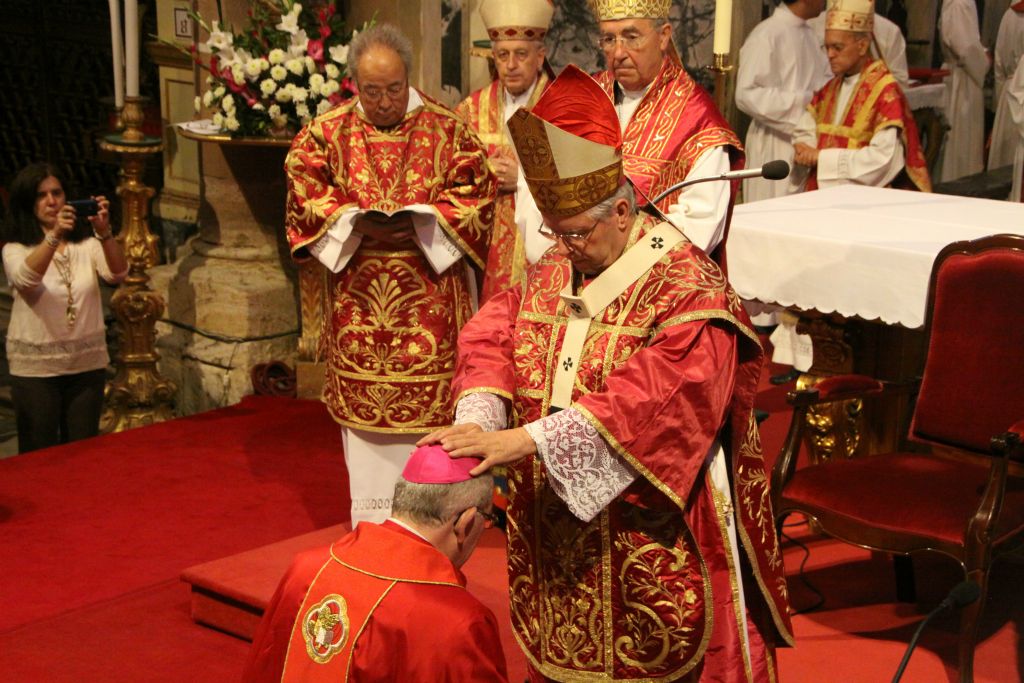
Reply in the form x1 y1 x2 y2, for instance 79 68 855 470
402 444 481 484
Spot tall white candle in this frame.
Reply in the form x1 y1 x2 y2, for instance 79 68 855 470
108 0 125 107
713 0 732 55
125 0 139 98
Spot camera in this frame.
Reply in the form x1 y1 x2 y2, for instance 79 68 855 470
68 198 100 217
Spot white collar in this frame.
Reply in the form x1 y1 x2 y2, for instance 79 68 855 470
387 516 432 542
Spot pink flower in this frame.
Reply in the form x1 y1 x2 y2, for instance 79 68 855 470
307 38 324 64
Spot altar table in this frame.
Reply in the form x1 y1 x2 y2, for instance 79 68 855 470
729 186 1024 458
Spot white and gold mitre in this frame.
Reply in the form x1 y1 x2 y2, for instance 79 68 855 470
480 0 554 42
588 0 672 21
507 65 623 217
825 0 875 32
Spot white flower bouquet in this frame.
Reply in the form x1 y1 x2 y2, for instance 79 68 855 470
189 0 362 137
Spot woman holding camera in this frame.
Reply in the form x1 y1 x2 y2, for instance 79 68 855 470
2 162 127 453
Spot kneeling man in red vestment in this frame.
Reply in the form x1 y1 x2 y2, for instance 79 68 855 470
241 445 508 682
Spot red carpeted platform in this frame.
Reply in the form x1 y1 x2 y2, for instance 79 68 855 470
182 523 351 640
2 376 1021 682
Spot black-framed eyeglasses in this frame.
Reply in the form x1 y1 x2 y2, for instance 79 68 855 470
537 218 600 250
477 508 500 528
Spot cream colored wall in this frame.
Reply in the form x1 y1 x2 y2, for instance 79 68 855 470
154 0 200 222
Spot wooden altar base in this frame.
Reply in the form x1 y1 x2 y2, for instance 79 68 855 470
798 311 927 461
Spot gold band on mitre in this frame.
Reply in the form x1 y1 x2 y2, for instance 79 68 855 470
507 109 622 217
588 0 671 21
481 0 554 42
825 0 875 32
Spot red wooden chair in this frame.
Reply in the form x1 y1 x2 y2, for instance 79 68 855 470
770 233 1024 683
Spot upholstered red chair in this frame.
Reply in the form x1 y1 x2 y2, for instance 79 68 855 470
770 233 1024 683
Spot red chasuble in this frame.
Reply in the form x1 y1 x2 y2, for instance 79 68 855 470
595 59 744 265
457 73 551 303
241 521 508 683
806 59 932 192
285 91 497 433
453 216 793 682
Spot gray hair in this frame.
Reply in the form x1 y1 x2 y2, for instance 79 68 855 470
349 23 414 82
585 182 637 221
391 473 494 527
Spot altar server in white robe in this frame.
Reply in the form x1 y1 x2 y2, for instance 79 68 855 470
940 0 991 182
808 9 909 90
1008 53 1024 201
736 0 832 203
987 3 1024 174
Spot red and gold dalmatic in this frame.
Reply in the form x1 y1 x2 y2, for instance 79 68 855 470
454 216 794 682
285 92 496 433
807 58 931 192
456 73 551 302
594 59 744 263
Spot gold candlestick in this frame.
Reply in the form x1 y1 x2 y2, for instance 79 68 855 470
98 96 176 432
711 52 734 118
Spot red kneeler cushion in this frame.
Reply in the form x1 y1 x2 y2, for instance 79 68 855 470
783 452 1024 546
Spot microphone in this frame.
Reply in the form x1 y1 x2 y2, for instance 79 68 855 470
648 160 791 204
891 580 981 683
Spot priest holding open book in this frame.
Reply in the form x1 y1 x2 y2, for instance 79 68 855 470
283 23 497 527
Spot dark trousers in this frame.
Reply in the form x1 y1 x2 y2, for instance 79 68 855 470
10 369 106 453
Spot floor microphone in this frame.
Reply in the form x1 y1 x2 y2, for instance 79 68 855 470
891 580 981 683
649 160 791 204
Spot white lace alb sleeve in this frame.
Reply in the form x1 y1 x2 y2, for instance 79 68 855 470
454 392 508 432
524 408 638 522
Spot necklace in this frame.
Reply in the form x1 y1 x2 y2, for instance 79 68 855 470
52 250 77 328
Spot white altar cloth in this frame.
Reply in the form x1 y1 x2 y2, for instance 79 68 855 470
728 185 1024 328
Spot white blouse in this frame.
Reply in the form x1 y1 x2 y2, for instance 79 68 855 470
3 238 127 377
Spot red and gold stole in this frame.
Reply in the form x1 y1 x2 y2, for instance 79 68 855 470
595 59 743 263
457 72 551 302
808 59 932 192
285 92 497 432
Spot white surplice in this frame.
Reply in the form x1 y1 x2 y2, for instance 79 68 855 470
736 3 832 203
808 13 910 91
988 9 1024 171
940 0 991 182
1008 53 1024 201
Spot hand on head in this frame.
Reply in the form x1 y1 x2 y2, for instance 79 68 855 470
416 423 535 477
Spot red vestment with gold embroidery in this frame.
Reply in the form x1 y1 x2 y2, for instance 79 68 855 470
457 73 551 302
454 216 793 682
241 521 508 682
595 59 744 264
806 59 931 192
285 92 496 433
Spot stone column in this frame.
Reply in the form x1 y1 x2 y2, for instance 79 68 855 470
150 141 299 415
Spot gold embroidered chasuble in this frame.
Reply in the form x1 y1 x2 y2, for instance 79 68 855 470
456 73 551 302
454 216 793 681
285 92 497 433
